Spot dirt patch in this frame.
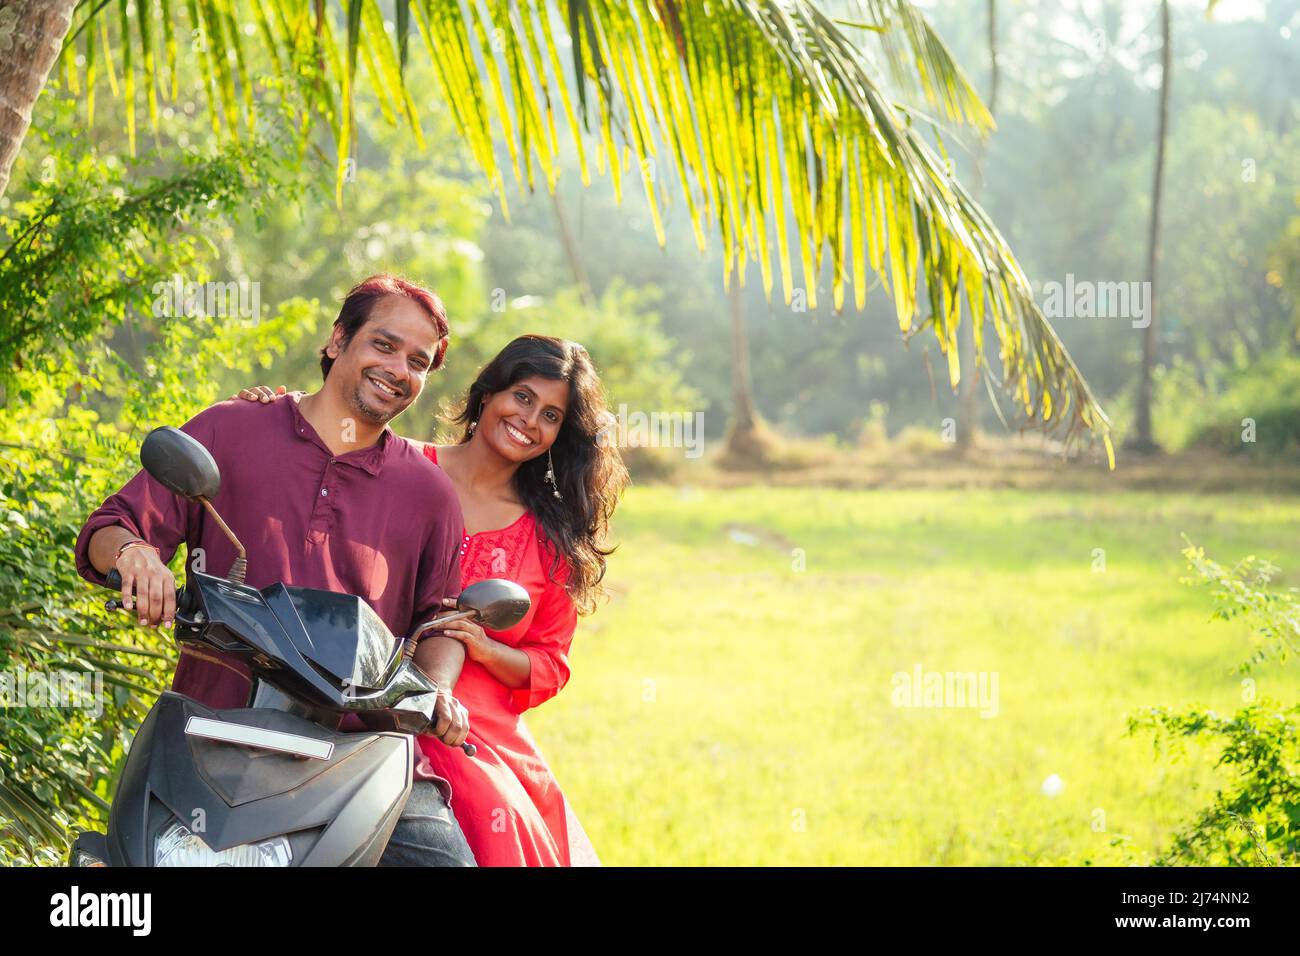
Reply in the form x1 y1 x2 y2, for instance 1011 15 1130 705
643 435 1300 496
722 522 798 552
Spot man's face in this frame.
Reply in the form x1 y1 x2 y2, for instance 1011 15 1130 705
324 295 441 426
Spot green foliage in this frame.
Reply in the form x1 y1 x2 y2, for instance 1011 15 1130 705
1127 542 1300 866
0 385 172 866
207 83 698 445
1103 352 1300 456
1128 704 1300 866
1271 207 1300 342
926 0 1297 450
0 325 315 868
212 83 493 434
1183 355 1300 456
0 132 317 865
1179 542 1300 672
438 282 701 438
57 0 1112 449
0 134 300 383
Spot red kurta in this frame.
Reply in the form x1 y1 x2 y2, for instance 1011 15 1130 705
418 444 596 866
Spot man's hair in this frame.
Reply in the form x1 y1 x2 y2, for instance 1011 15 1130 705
320 274 450 380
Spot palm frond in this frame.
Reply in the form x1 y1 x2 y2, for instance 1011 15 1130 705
844 0 994 134
0 781 67 845
57 0 1110 453
6 623 175 662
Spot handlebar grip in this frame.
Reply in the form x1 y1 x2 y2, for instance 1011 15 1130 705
102 567 185 619
103 568 124 611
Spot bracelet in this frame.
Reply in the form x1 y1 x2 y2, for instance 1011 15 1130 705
113 539 160 566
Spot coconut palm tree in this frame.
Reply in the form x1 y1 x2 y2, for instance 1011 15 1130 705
1130 0 1171 453
0 0 1112 456
955 0 998 454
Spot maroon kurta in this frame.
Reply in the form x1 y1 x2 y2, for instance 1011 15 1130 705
74 392 464 784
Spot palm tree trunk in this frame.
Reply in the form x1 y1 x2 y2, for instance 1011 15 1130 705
971 0 1000 190
1131 0 1171 453
550 189 595 308
724 264 761 459
956 0 999 453
0 1 79 200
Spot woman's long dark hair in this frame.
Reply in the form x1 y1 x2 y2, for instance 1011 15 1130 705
451 335 629 615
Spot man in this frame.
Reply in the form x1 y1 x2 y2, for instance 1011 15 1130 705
75 274 476 866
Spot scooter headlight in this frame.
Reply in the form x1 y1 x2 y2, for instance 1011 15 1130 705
154 821 292 867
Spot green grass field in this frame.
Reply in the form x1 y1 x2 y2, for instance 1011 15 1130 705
527 485 1300 865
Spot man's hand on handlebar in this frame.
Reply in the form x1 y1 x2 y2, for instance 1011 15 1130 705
429 689 470 749
115 546 176 628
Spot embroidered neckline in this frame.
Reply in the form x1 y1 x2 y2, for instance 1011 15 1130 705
460 511 535 582
425 443 535 576
463 509 529 540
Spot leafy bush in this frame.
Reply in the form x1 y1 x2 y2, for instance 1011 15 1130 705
1127 542 1300 865
0 138 316 864
0 396 171 865
429 282 703 450
1184 355 1300 455
1128 704 1299 865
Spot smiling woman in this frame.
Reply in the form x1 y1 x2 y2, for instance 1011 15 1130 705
408 335 629 865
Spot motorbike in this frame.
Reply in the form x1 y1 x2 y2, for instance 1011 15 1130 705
69 425 529 867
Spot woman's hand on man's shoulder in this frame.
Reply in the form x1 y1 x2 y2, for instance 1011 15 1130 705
230 385 287 403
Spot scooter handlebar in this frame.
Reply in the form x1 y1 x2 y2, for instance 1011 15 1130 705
104 568 125 611
101 569 477 757
102 568 184 616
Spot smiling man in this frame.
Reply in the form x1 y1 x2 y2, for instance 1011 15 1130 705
75 274 478 866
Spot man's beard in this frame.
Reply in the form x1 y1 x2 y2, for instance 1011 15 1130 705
348 378 405 425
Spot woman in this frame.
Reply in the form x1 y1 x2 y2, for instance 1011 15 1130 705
236 335 628 866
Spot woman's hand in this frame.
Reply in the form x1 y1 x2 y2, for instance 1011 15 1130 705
230 385 286 403
439 597 492 662
439 598 533 689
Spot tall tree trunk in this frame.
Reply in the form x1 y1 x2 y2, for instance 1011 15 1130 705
956 0 999 453
972 0 1000 192
1131 0 1171 452
723 263 761 459
0 1 79 200
550 189 595 308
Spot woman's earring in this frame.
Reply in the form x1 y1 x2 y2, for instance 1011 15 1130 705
467 419 477 436
545 448 563 500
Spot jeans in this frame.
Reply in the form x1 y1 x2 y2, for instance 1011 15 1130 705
379 780 477 867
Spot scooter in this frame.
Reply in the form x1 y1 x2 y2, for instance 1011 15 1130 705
69 425 529 866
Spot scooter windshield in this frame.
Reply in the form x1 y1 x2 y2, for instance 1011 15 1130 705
275 586 401 691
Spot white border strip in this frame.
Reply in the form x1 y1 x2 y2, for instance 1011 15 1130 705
184 716 334 761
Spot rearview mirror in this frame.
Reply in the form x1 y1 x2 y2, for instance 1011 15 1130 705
403 578 531 658
458 579 531 631
141 426 221 501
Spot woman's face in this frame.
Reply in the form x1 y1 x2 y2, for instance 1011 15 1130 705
475 375 570 464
